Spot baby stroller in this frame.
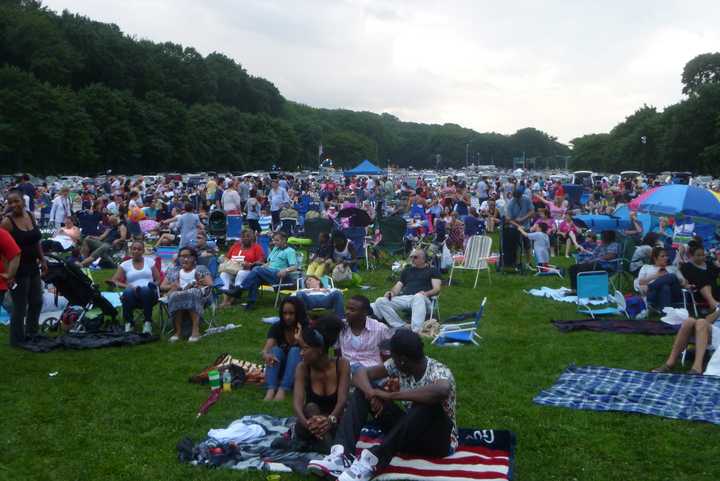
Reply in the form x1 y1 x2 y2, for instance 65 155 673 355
208 209 227 246
42 255 119 333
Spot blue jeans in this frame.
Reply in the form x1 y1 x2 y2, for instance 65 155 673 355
121 285 158 324
647 274 683 311
294 290 345 317
266 345 301 391
240 266 282 303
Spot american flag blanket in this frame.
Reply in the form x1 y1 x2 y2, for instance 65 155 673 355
357 428 516 481
534 365 720 425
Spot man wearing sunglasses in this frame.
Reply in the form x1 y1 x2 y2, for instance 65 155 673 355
371 249 441 332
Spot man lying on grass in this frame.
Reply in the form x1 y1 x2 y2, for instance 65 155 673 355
308 329 457 481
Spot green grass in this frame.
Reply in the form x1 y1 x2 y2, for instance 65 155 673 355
1 254 719 481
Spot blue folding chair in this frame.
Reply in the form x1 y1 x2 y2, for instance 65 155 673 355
576 271 627 319
432 297 486 346
226 214 243 240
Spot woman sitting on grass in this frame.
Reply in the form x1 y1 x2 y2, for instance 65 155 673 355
160 246 212 343
652 307 720 375
290 314 350 452
261 297 308 401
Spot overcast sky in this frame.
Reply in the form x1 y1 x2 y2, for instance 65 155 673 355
43 0 720 143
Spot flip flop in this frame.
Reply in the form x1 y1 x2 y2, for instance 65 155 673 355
651 364 672 373
688 368 703 375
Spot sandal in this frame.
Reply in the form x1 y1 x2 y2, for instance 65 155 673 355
651 364 672 373
688 368 703 375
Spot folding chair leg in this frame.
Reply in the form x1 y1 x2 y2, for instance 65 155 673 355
449 266 454 286
474 268 480 289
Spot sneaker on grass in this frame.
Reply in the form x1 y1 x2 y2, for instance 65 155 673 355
142 321 152 334
338 449 378 481
308 444 352 478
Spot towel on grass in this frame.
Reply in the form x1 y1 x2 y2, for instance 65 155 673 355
534 365 720 425
552 319 679 335
181 415 516 480
526 287 606 305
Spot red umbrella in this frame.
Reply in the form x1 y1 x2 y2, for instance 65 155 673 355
628 187 659 211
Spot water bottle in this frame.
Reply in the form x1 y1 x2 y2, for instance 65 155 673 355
222 369 232 392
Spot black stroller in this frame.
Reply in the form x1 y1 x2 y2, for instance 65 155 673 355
42 255 119 333
208 209 227 246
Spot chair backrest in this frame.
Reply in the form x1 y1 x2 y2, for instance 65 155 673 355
577 271 610 299
303 218 333 246
343 226 367 256
379 216 406 245
226 214 243 239
463 235 492 269
155 246 179 271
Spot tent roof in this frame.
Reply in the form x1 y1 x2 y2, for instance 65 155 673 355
343 159 384 176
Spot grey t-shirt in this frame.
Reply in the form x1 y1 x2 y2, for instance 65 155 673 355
528 232 550 264
176 212 200 248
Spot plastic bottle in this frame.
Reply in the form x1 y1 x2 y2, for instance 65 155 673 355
222 369 232 392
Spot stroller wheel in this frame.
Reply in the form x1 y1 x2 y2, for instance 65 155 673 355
41 317 60 333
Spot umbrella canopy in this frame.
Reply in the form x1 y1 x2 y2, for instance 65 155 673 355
636 185 720 223
628 186 660 211
338 207 372 227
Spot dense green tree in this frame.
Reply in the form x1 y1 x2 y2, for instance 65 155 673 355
682 52 720 96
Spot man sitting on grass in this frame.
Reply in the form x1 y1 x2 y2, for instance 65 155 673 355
371 249 441 332
307 329 457 481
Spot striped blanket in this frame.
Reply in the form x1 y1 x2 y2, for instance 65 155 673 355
357 428 515 481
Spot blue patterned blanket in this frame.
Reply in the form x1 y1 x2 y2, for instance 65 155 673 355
534 365 720 425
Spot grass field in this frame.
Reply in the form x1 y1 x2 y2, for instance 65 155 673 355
1 251 719 481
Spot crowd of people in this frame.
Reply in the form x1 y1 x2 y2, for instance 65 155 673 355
2 169 719 478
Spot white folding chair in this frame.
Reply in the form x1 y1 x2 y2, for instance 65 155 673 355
448 235 493 288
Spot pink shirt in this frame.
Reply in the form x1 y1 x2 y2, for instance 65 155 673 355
338 317 392 368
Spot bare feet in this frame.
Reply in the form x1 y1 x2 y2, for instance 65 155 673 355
264 389 276 401
273 389 286 401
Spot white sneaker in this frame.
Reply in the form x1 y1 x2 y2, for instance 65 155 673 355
124 322 133 333
169 335 180 343
308 444 352 478
338 449 377 481
142 322 152 334
188 336 201 343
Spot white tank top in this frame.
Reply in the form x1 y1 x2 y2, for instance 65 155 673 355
121 258 154 288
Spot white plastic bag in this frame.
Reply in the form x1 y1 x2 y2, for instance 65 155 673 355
660 307 689 326
441 242 453 270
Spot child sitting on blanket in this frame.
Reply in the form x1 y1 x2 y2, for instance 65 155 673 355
518 223 550 267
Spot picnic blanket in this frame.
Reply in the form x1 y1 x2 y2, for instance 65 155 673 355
358 427 515 481
534 365 720 425
17 331 159 353
180 415 516 480
526 287 606 305
552 319 679 335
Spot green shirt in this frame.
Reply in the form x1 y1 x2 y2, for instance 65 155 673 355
267 246 297 270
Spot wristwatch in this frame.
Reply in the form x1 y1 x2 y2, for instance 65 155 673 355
328 415 337 425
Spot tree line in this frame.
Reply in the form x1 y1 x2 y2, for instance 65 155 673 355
2 0 570 174
570 52 720 175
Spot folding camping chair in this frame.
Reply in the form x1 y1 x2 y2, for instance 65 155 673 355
260 251 305 307
155 246 179 275
448 235 493 288
432 297 486 345
343 226 368 270
378 216 407 257
226 214 243 241
576 271 627 319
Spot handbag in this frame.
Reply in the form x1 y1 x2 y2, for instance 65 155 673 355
219 260 243 276
332 263 353 282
